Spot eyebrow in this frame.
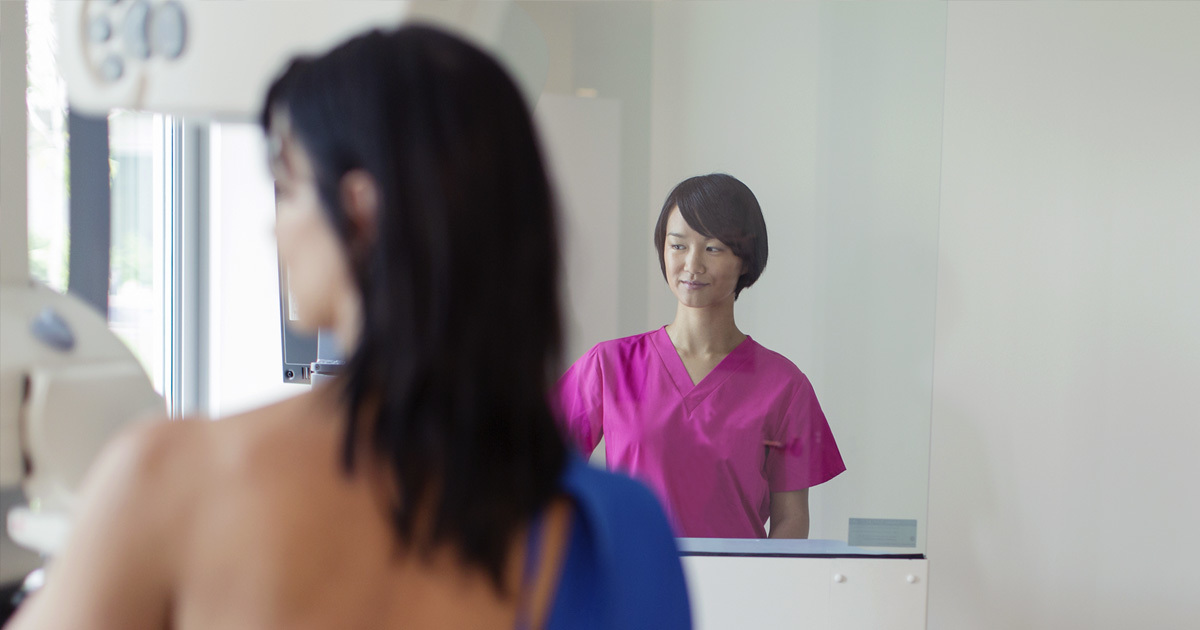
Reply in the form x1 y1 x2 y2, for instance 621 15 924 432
668 232 723 244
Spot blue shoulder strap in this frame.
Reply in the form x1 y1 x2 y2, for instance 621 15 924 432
546 456 693 630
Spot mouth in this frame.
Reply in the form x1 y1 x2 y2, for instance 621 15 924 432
680 280 709 290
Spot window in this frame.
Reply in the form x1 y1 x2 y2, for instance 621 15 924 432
25 0 68 293
106 111 176 402
26 5 301 420
26 3 178 410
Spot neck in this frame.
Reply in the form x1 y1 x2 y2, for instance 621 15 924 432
666 300 745 357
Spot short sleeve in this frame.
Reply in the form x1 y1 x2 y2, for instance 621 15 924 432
552 347 605 454
765 378 846 492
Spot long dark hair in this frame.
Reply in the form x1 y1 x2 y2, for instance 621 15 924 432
261 25 567 591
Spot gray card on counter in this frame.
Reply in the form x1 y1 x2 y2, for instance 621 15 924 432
847 518 918 548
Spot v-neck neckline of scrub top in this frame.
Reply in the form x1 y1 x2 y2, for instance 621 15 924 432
650 326 755 413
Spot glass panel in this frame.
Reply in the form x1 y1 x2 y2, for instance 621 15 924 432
514 0 946 550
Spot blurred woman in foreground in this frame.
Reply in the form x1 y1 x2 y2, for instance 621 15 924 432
6 25 689 630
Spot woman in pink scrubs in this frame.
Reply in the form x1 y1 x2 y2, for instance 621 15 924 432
555 174 846 539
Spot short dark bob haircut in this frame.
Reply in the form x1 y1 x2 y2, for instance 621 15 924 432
654 173 768 299
260 25 566 591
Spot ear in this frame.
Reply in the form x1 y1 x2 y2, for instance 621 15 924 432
340 169 379 243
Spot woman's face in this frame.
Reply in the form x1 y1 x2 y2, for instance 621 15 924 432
269 123 357 336
662 207 746 310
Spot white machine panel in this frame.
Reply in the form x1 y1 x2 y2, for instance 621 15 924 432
55 0 543 119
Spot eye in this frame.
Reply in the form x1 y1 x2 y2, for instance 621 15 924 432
706 246 722 253
670 243 685 251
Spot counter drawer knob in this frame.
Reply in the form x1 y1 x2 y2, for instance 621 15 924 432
833 574 846 583
906 575 919 584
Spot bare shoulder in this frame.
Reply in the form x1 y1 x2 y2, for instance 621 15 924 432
82 416 215 517
78 390 330 542
209 389 345 476
5 392 339 630
3 420 213 629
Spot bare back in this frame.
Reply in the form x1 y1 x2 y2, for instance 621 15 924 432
7 387 571 630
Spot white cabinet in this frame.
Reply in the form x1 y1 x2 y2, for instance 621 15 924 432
683 555 927 630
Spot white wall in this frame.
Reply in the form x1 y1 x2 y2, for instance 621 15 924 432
521 0 656 339
928 2 1200 628
0 0 29 284
535 94 622 468
535 95 622 379
649 1 946 546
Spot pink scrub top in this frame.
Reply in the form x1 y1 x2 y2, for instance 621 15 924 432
554 327 845 538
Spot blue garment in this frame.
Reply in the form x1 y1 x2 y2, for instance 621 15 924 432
542 456 693 630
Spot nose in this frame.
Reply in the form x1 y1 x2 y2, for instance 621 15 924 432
683 247 705 275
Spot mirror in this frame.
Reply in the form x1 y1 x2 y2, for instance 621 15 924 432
521 1 947 550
